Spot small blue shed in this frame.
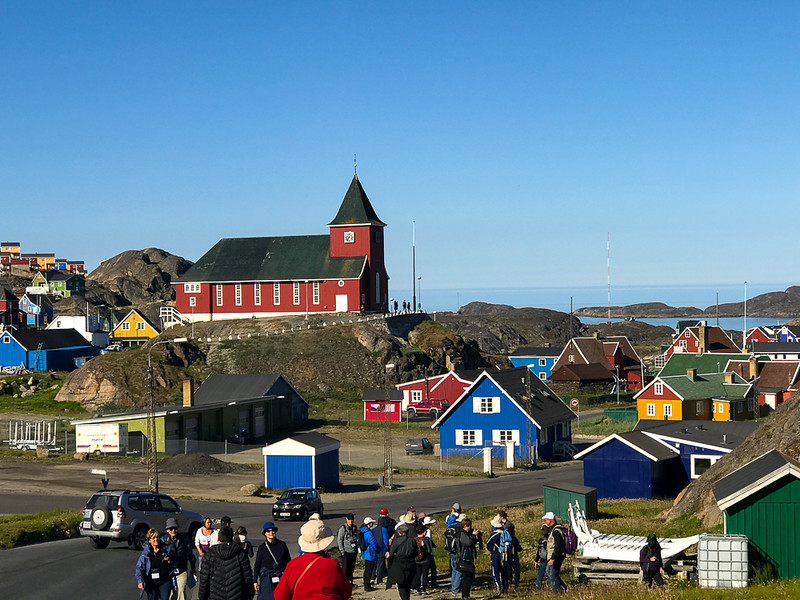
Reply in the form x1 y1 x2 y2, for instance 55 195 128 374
574 430 687 499
262 432 340 490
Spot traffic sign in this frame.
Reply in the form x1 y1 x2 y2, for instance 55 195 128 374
570 398 579 407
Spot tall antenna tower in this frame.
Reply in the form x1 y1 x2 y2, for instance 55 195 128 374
607 233 611 325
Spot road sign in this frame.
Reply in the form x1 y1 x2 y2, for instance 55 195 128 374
570 398 579 407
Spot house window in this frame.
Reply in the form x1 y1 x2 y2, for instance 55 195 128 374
313 282 320 304
136 322 145 331
456 429 481 446
654 382 663 395
493 430 517 445
646 403 655 417
696 401 703 416
411 390 422 402
568 355 575 363
685 331 691 338
654 355 665 368
539 373 547 380
376 272 380 304
216 285 223 306
737 401 743 413
540 427 549 444
344 231 355 244
679 340 687 350
473 397 500 414
254 283 261 306
189 297 196 307
562 422 570 437
691 455 720 478
273 283 280 305
718 402 725 414
664 404 672 418
539 358 547 367
374 230 381 243
293 282 300 305
748 398 754 411
1 336 9 344
712 403 716 413
235 284 242 306
184 283 201 293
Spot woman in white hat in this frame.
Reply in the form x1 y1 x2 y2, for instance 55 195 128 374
272 519 351 600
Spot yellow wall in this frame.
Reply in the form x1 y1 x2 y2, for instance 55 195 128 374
713 400 730 421
2 244 20 256
637 397 683 420
112 312 159 339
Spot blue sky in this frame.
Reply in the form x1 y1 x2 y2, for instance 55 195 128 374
2 2 798 301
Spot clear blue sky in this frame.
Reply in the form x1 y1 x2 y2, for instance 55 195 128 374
2 2 798 299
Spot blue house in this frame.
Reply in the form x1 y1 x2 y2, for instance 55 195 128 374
509 346 561 380
432 367 577 460
19 293 55 326
262 432 340 490
0 328 98 371
575 420 760 499
777 325 800 343
574 431 686 499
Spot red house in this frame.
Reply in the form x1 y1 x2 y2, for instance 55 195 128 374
174 175 389 321
550 335 645 390
363 390 404 422
745 326 776 347
665 323 741 359
0 287 22 326
756 360 800 410
395 371 475 408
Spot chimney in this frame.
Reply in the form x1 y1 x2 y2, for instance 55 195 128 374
593 331 601 339
698 326 708 354
724 372 735 384
687 368 697 381
182 378 194 407
749 355 758 380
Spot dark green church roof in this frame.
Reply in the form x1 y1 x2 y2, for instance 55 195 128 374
176 234 366 283
327 175 386 227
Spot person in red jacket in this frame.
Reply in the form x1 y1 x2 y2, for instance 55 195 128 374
273 519 352 600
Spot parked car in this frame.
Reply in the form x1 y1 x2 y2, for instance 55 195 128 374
405 437 434 455
406 398 450 419
79 490 203 550
272 487 324 521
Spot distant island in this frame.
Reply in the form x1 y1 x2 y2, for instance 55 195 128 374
575 286 800 319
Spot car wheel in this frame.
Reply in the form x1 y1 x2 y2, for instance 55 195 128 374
89 536 110 549
300 508 308 522
430 409 438 420
407 409 416 418
132 526 148 551
90 507 111 530
187 523 200 544
318 505 324 518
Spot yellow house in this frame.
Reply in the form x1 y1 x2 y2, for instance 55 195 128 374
1 242 21 258
111 309 160 345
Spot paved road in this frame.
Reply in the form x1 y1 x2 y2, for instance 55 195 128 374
1 463 582 600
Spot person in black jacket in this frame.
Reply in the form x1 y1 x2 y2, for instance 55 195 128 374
162 517 197 600
253 522 291 600
640 533 665 587
387 519 417 600
455 518 480 600
198 526 253 600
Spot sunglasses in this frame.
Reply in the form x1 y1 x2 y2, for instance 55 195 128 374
166 527 177 531
265 529 277 533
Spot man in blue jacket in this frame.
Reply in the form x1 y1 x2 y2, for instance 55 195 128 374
374 508 392 585
360 517 382 592
445 502 462 595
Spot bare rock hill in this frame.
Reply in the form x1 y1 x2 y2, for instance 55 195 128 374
663 395 800 527
88 248 192 305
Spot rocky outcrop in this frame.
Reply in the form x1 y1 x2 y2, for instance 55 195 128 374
55 365 138 412
88 248 192 305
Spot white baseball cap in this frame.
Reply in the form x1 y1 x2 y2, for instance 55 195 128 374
363 517 376 525
542 512 556 521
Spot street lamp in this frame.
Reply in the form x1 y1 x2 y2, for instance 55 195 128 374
146 337 188 492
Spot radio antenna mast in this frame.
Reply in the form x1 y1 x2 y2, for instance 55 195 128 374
607 233 611 325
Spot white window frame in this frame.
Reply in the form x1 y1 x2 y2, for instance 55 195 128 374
646 403 655 417
254 283 261 306
184 283 201 293
539 358 547 367
685 331 691 338
344 231 355 244
696 401 703 416
663 404 672 418
235 283 242 306
293 282 300 305
679 339 688 350
568 354 575 363
312 282 320 304
136 322 145 331
456 429 482 446
216 284 223 306
492 430 519 445
473 396 500 414
273 283 280 305
690 454 721 479
539 372 547 380
122 322 130 331
411 390 422 402
2 336 10 344
189 296 196 307
654 382 663 395
712 402 716 413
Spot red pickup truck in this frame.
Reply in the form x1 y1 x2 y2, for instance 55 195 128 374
405 399 450 419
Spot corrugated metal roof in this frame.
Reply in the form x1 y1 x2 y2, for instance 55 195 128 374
176 235 366 283
8 328 91 350
713 450 800 507
362 389 404 401
635 419 759 449
194 373 282 405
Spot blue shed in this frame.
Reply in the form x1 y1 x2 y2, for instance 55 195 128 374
574 430 687 499
508 346 561 380
0 328 98 371
262 432 340 490
432 367 577 460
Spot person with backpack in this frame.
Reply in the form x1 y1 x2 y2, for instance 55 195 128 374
253 522 291 600
374 508 393 586
422 516 438 589
359 517 381 592
497 510 520 591
336 513 359 586
411 525 432 594
486 516 508 592
387 518 418 600
445 505 462 595
639 533 665 587
543 512 567 594
534 524 551 590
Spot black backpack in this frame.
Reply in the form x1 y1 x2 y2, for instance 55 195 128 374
444 525 458 554
358 529 368 553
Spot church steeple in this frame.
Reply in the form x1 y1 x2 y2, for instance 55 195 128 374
328 174 386 227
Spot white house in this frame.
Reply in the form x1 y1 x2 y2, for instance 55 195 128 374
47 314 109 347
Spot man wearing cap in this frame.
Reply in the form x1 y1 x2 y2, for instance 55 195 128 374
274 519 351 600
543 512 566 594
374 508 393 586
407 506 420 527
360 517 381 592
162 517 197 600
336 513 359 585
209 516 232 546
253 522 291 600
446 505 463 596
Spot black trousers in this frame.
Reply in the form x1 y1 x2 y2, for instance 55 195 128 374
643 569 664 587
375 556 387 582
412 561 428 592
427 554 437 587
363 560 375 589
340 552 357 582
460 572 475 599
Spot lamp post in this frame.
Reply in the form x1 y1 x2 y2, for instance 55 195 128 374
147 337 188 492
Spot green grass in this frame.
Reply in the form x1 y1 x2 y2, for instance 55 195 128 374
573 416 636 436
0 374 87 415
0 510 82 549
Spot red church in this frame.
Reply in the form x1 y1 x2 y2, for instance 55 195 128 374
174 175 389 321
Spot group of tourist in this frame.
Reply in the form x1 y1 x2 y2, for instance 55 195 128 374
134 503 667 599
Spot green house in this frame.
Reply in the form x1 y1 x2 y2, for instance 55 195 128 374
713 450 800 579
31 270 86 298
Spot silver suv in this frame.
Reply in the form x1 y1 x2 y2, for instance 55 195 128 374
79 490 203 550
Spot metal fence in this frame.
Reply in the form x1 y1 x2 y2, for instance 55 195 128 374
163 438 263 457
